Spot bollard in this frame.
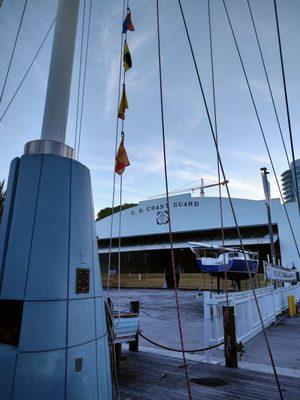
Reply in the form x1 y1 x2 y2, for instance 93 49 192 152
223 306 238 368
129 301 140 352
291 295 297 316
115 343 122 370
288 296 295 317
288 296 291 317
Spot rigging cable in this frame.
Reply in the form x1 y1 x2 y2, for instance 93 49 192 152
76 0 93 159
74 0 87 151
156 1 192 399
246 0 299 215
0 0 29 105
222 0 300 259
177 1 284 398
273 0 300 215
116 0 130 319
207 0 229 303
117 162 124 320
105 301 120 400
106 0 127 292
0 18 56 123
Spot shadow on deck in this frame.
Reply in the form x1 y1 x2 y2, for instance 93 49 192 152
118 351 300 400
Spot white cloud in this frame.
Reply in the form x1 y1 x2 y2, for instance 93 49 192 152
226 149 270 164
155 165 265 200
128 143 164 174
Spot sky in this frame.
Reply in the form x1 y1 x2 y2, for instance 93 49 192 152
0 0 299 214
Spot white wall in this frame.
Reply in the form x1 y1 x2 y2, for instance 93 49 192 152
96 193 300 269
275 202 300 268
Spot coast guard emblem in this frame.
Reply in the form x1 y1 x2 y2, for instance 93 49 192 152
156 210 169 225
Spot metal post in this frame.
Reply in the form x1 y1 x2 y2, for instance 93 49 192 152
204 291 213 363
266 206 276 265
41 0 80 144
223 306 238 368
260 168 276 266
115 343 122 370
129 301 140 352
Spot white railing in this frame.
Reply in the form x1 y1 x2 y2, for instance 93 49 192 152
203 284 300 362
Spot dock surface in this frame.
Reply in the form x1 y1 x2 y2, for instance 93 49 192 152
118 350 300 400
108 289 300 371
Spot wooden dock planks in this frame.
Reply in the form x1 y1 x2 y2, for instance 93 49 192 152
118 351 300 399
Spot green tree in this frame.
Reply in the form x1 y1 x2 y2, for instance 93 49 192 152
0 180 6 223
96 202 137 221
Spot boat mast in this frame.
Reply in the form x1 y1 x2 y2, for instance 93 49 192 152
261 167 276 266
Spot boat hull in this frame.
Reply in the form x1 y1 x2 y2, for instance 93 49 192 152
196 259 258 274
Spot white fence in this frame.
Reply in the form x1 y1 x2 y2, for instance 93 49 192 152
203 284 300 362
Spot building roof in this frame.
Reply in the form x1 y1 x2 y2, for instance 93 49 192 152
96 193 281 240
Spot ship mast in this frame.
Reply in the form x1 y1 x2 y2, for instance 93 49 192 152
41 0 79 144
24 0 79 158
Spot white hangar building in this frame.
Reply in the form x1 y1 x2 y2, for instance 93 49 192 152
96 193 300 274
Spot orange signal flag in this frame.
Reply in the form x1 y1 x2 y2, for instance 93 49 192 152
115 136 130 175
123 8 135 33
118 84 128 120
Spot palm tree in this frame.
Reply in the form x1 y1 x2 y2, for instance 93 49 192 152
0 180 6 223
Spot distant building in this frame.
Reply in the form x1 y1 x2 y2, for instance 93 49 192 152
96 194 300 273
281 159 300 203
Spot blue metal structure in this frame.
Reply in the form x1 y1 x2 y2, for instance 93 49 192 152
0 0 112 397
0 154 112 399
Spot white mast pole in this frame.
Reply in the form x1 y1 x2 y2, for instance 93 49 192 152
41 0 80 144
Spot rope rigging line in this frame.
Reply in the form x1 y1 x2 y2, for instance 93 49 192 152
114 0 132 322
207 0 229 304
76 0 93 159
105 301 120 400
273 0 300 215
139 331 224 353
74 0 87 151
222 0 300 260
117 169 123 320
246 0 290 165
107 0 134 329
0 0 29 105
116 0 130 316
177 1 284 398
155 1 192 399
0 18 56 123
246 0 299 214
106 0 127 292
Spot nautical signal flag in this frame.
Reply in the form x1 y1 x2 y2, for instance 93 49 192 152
115 135 130 175
118 84 128 120
123 8 135 33
123 41 132 72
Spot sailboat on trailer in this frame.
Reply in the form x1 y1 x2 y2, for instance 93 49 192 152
188 241 259 276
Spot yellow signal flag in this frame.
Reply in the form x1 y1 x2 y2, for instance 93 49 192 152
123 40 132 72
